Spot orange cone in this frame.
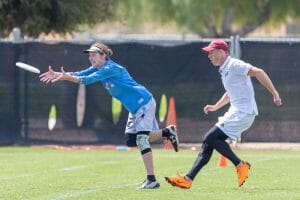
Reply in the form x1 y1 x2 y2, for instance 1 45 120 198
218 155 227 168
164 97 177 150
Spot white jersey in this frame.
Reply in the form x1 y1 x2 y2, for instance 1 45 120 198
216 56 257 140
219 56 258 115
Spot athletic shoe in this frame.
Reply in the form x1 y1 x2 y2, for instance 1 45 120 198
166 125 179 152
165 173 192 189
137 180 160 189
236 161 251 187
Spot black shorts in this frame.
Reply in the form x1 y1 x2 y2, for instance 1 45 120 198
125 131 150 147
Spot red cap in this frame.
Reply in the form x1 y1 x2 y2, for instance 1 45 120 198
202 39 228 53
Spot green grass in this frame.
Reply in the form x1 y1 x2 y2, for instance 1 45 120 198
0 147 299 200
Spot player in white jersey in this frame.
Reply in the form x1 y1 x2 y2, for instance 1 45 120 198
165 39 282 189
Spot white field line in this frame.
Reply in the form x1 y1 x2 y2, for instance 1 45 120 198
100 160 119 165
38 182 137 200
58 160 119 172
28 153 300 200
59 165 86 171
1 173 33 180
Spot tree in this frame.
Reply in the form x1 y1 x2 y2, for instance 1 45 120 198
116 0 300 37
0 0 116 38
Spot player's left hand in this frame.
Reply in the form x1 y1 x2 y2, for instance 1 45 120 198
51 67 68 82
203 105 217 114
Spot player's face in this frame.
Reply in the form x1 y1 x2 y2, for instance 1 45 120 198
88 52 106 67
208 49 225 66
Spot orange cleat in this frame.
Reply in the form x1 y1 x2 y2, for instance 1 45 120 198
165 173 192 189
236 161 251 187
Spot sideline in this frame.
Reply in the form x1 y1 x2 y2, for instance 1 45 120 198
30 143 300 151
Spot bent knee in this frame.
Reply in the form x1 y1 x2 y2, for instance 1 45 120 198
136 133 151 155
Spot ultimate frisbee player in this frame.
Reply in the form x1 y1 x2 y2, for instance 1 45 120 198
40 42 179 189
165 39 282 189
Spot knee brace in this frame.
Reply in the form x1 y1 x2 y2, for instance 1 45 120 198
136 133 151 155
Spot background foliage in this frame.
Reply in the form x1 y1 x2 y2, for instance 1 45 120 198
0 0 116 37
117 0 300 37
1 0 300 38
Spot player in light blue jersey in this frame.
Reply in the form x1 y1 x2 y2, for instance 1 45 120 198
165 39 282 189
40 42 179 189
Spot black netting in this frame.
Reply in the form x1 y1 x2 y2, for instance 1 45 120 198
0 40 299 144
240 41 300 142
0 42 21 144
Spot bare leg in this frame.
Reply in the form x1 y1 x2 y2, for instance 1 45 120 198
149 126 179 152
142 151 154 175
149 130 163 142
142 130 162 175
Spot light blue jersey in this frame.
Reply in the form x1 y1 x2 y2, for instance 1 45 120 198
73 59 152 113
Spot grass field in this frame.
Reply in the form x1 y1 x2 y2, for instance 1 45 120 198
0 147 299 200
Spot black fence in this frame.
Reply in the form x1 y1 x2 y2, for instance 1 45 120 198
0 39 299 145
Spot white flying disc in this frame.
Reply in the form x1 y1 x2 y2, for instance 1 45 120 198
16 62 40 74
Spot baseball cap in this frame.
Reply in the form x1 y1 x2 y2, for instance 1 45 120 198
83 45 104 54
202 39 228 53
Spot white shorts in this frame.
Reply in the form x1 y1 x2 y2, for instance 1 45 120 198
215 108 255 141
125 97 159 134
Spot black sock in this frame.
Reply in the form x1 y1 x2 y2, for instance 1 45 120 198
162 128 169 138
147 175 156 182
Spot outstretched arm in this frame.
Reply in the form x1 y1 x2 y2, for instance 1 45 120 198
204 92 230 114
248 66 282 106
51 67 79 83
39 66 61 84
39 66 79 84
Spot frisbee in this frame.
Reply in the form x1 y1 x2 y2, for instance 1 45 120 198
16 62 40 74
